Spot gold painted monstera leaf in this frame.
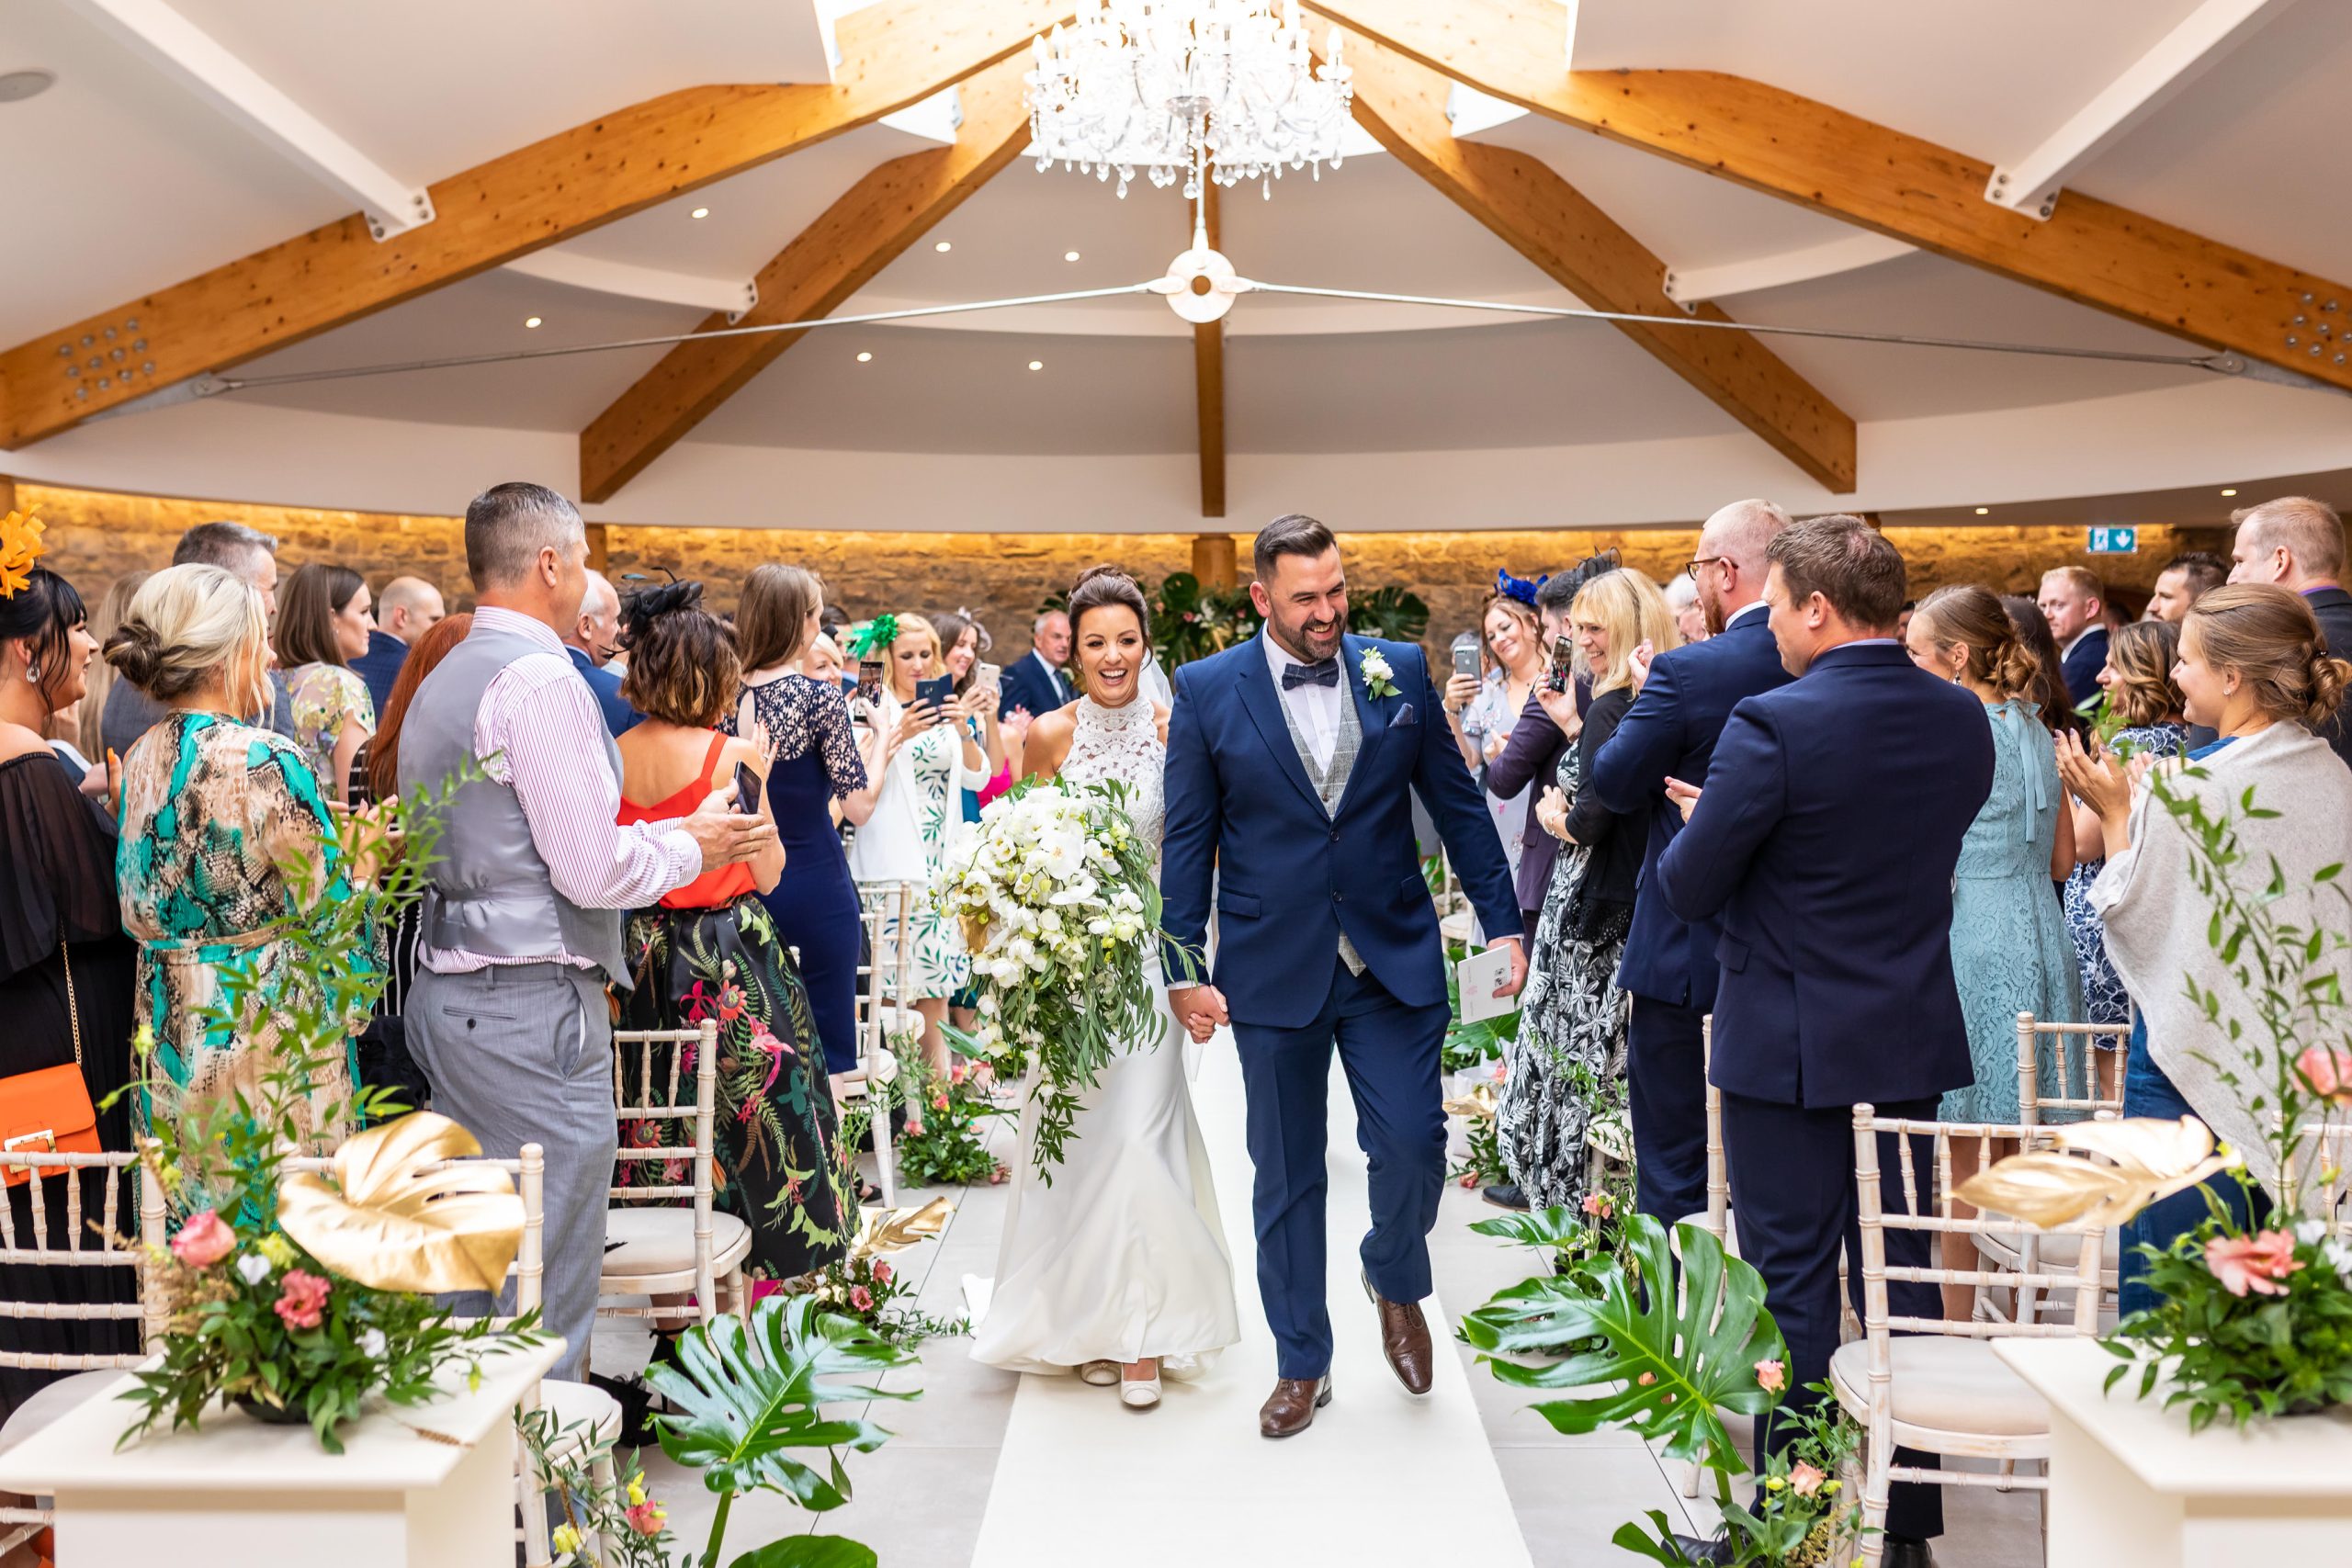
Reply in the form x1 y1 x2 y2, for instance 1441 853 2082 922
850 1196 955 1261
277 1112 525 1293
1954 1116 2241 1231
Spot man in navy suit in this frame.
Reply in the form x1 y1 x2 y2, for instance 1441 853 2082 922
1162 514 1523 1439
566 569 640 737
350 575 446 719
997 609 1075 720
1657 515 1992 1566
1589 499 1793 1233
2037 566 2109 713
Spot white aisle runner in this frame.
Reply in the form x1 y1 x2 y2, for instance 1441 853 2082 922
969 1039 1533 1566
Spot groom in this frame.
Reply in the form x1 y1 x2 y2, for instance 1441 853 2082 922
1161 513 1524 1438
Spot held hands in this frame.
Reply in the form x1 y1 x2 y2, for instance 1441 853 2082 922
1664 775 1702 822
1627 638 1657 695
1442 671 1480 716
1169 983 1228 1043
682 779 779 869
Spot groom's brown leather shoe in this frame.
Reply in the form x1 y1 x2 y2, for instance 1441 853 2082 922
1363 1272 1434 1395
1259 1375 1332 1438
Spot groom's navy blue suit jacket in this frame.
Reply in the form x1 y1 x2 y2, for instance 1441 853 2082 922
1159 632 1520 1030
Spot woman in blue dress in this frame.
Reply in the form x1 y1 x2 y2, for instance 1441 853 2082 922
1905 584 2083 1317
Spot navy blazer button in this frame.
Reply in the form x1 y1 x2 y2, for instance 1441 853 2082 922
1332 890 1343 902
1329 828 1340 842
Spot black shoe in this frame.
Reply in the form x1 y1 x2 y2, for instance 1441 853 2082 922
1481 1183 1530 1211
1879 1539 1937 1568
1663 1534 1737 1565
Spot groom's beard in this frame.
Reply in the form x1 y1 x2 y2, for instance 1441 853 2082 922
1268 613 1344 664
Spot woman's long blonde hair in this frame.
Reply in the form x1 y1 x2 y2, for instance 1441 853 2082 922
1572 569 1680 696
104 563 273 722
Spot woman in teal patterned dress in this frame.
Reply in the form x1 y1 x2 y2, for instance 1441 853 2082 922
105 565 374 1171
1905 584 2083 1316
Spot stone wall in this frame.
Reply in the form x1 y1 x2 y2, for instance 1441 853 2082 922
16 481 2228 662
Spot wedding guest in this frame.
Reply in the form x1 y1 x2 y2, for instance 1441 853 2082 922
2145 551 2224 625
2226 495 2352 763
277 562 378 805
1905 585 2084 1316
931 608 1012 812
1589 498 1792 1234
998 608 1074 721
801 632 846 686
564 569 641 738
350 575 446 720
1485 570 1590 950
1444 579 1547 891
844 610 991 1077
1500 569 1674 1213
0 566 139 1412
74 570 147 776
1666 571 1709 646
101 522 292 754
1999 594 2088 741
729 566 881 1084
397 482 772 1383
108 565 367 1165
2038 566 2110 716
2061 622 2187 1052
2062 584 2352 1310
616 583 851 1284
1659 515 1988 1564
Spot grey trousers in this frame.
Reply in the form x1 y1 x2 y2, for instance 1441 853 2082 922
407 963 614 1384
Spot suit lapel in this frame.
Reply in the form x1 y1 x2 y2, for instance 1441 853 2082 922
1236 642 1327 814
1334 635 1390 819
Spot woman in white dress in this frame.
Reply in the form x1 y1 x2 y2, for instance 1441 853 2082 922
970 567 1239 1410
844 609 995 1077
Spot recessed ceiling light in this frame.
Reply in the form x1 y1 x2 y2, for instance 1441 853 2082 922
856 351 873 363
690 207 710 220
1973 506 1989 515
2221 488 2238 496
0 70 56 104
934 241 953 254
1065 250 1081 262
1028 360 1044 371
524 316 543 329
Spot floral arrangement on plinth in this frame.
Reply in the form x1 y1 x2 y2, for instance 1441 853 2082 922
1958 772 2352 1430
935 777 1173 1177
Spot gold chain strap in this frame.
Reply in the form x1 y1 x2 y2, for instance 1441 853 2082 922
59 941 82 1066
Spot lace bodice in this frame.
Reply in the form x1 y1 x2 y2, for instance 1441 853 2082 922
1059 694 1165 852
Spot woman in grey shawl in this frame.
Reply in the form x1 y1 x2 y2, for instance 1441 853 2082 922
2057 584 2352 1312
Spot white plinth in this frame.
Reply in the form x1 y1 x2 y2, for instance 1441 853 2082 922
0 1337 563 1568
1995 1337 2352 1566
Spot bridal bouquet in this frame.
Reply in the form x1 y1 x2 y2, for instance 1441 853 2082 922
936 778 1170 1179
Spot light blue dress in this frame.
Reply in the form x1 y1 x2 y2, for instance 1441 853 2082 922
1939 698 2085 1123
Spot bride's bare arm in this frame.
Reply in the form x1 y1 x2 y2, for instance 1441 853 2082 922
1020 704 1078 784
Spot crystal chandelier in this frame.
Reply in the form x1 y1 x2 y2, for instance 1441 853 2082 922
1024 0 1353 200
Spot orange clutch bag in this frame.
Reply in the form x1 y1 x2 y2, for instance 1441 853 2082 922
0 942 99 1188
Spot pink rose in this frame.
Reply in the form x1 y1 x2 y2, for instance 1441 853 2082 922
2296 1046 2352 1106
932 1092 951 1112
273 1269 332 1330
950 1062 967 1086
2205 1230 2306 1297
849 1285 875 1312
1789 1461 1826 1496
1581 1191 1613 1219
624 1500 664 1537
170 1209 237 1270
1754 1359 1786 1394
872 1260 893 1286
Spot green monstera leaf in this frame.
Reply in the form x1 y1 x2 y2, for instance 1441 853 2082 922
728 1540 880 1568
1460 1212 1785 1474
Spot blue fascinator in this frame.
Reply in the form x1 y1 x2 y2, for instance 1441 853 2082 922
1495 568 1547 606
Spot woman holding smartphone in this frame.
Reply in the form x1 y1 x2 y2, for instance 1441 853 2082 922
1443 582 1548 885
846 608 992 1077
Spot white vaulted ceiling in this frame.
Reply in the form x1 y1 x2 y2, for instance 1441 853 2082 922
2 0 2348 531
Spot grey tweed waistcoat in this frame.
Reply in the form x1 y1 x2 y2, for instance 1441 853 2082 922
1276 677 1366 976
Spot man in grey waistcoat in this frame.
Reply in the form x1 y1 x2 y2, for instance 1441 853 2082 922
398 482 773 1382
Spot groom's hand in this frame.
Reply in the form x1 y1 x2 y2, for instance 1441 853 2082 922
1489 937 1528 1002
1170 984 1228 1041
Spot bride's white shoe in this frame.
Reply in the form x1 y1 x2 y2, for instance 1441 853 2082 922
1120 1359 1162 1410
1078 1359 1121 1387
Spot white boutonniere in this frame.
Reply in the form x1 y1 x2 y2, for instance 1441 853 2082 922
1359 648 1398 699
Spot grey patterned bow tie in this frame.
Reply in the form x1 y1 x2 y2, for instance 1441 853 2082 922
1282 659 1340 691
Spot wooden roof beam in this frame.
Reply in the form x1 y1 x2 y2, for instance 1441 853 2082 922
1347 36 1859 491
1305 0 2352 395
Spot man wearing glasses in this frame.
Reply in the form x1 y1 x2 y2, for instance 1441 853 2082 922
1587 498 1794 1235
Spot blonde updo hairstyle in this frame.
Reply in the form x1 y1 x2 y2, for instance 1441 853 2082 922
1913 584 2039 700
1569 569 1681 697
104 563 273 720
2183 583 2348 728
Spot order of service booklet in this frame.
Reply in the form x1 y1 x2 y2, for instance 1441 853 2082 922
1456 943 1518 1025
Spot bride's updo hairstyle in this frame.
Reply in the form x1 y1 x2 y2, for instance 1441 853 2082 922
1066 566 1150 642
617 580 740 728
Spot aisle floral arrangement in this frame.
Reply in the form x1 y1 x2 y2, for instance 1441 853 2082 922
772 1198 967 1350
890 1052 1009 1189
935 777 1172 1178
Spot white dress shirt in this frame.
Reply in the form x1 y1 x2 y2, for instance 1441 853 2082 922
1724 599 1770 631
1264 628 1343 773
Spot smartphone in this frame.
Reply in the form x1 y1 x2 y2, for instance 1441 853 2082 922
974 660 1001 694
856 660 885 705
732 761 761 816
1451 643 1480 682
1545 630 1578 694
915 674 956 714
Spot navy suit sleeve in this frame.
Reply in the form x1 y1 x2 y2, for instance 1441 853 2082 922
1589 655 1684 815
1485 690 1560 801
1656 699 1787 927
1157 661 1219 987
1407 647 1520 942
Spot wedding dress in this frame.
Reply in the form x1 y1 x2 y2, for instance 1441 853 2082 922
968 693 1241 1374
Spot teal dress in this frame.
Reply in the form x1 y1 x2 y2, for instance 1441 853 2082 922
1939 699 2084 1122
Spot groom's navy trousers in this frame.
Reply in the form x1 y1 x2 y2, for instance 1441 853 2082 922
1235 953 1452 1380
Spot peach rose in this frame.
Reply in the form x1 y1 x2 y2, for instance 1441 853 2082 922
1789 1461 1827 1496
168 1210 235 1270
2205 1230 2305 1297
2296 1046 2352 1106
1754 1358 1787 1394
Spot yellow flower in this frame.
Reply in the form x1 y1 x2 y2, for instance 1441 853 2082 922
549 1523 583 1555
626 1473 647 1507
1764 1476 1786 1492
255 1233 296 1268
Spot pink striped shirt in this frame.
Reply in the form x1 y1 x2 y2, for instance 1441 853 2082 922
422 605 701 974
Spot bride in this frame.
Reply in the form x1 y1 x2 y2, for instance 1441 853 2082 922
967 566 1240 1408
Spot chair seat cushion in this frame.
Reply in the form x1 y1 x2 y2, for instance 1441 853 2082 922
601 1205 752 1278
0 1370 124 1456
1830 1337 2049 1437
535 1377 622 1454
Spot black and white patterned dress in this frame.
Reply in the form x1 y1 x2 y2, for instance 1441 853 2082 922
1497 689 1635 1212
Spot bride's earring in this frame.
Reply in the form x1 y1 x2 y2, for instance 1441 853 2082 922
23 662 40 684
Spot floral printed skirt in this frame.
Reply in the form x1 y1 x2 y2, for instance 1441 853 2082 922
619 897 855 1281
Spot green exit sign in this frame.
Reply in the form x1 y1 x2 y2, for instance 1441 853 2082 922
2087 525 2139 554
